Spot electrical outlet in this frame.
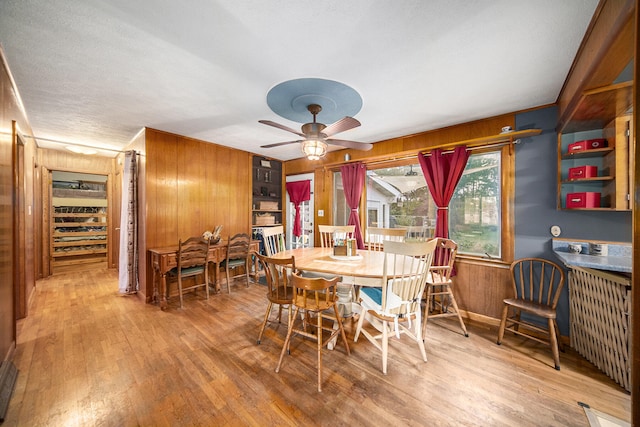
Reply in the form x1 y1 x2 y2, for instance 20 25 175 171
318 209 324 217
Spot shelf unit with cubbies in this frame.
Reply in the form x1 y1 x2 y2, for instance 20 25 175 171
557 81 632 211
50 176 108 273
251 156 283 227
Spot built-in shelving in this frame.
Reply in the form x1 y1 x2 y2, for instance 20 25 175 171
557 82 632 211
50 173 108 273
251 156 283 227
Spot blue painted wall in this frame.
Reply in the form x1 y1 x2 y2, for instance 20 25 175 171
513 106 632 335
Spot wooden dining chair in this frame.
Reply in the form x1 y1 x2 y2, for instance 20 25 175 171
167 236 210 308
422 238 468 338
221 233 251 293
262 225 285 256
254 253 296 345
366 227 406 251
497 258 566 370
354 239 437 374
275 272 350 392
318 224 355 248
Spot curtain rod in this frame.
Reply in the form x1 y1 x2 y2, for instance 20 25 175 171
363 140 517 167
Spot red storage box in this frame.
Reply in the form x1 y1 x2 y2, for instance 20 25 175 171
567 138 607 152
566 192 601 208
568 165 598 180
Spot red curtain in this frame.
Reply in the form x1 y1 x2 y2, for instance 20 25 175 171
340 163 366 249
285 180 311 237
418 146 470 238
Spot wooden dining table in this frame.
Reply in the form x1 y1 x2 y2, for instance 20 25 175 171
270 246 418 317
270 246 421 281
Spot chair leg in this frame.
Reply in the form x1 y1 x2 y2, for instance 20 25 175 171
353 307 366 342
548 318 561 370
245 258 250 288
225 266 231 294
178 277 184 309
445 287 468 337
416 312 428 362
496 304 509 344
381 320 389 375
333 305 350 355
276 306 299 373
553 319 565 352
422 285 432 340
257 302 274 344
204 272 210 301
317 310 323 392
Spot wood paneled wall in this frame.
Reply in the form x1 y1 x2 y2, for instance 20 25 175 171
0 47 38 359
141 128 253 301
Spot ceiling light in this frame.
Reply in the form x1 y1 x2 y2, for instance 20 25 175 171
301 139 327 160
65 145 98 155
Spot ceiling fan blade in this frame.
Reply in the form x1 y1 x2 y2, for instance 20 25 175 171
260 140 303 149
259 120 305 137
327 138 373 151
322 117 361 137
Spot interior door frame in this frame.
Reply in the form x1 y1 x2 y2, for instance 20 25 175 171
285 173 314 249
12 122 26 319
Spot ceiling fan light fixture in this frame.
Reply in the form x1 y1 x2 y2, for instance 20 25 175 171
301 139 327 160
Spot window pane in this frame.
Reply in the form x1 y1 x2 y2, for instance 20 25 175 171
364 152 502 257
366 165 436 240
449 151 501 257
333 172 349 226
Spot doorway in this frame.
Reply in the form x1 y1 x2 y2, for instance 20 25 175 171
285 173 314 249
50 171 108 274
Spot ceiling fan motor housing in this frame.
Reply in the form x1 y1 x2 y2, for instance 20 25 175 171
301 122 327 139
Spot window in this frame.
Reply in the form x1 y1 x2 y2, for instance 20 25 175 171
449 152 501 257
333 172 349 226
363 151 502 257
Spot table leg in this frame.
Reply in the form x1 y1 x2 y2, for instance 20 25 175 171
160 273 168 310
210 262 221 293
336 283 354 318
152 266 159 304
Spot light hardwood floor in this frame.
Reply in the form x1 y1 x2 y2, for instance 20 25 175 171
4 268 631 426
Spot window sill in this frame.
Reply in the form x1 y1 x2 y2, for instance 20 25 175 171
456 255 510 268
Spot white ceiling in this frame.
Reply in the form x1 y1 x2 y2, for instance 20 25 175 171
0 0 599 160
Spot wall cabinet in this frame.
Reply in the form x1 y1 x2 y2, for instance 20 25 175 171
558 81 632 210
252 156 283 226
51 176 108 273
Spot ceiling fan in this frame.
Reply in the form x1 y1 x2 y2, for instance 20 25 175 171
259 104 373 160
